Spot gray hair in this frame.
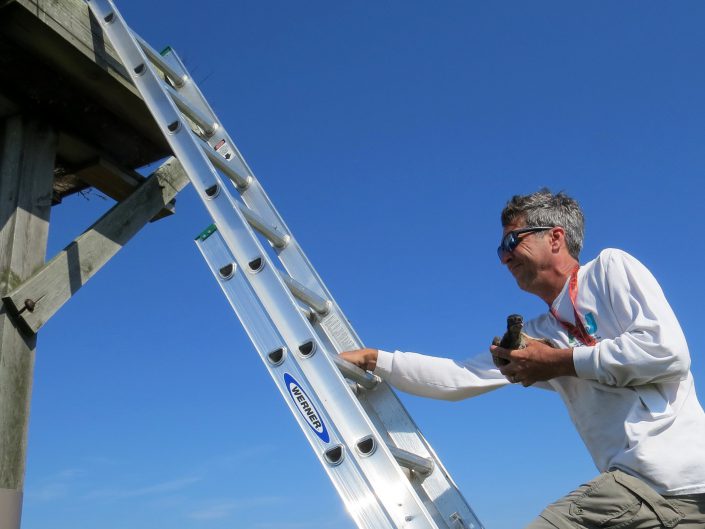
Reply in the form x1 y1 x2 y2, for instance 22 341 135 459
501 189 584 259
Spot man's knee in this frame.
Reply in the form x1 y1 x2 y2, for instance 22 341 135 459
523 470 689 529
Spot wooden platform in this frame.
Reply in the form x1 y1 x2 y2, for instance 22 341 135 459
0 0 172 203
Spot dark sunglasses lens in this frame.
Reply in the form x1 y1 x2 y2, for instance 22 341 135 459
497 233 517 258
505 233 518 252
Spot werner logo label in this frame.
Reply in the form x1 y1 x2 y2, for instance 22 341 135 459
284 373 330 443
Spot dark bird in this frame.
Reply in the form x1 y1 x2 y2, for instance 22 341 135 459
492 314 555 367
492 314 526 367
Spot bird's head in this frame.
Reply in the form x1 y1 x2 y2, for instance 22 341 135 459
506 314 524 333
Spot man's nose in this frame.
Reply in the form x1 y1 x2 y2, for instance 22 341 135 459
499 250 512 265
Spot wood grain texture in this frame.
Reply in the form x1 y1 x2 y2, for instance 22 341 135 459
0 115 55 496
3 158 189 334
0 0 171 169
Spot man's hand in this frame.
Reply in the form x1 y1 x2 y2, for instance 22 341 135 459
339 348 379 372
490 338 576 387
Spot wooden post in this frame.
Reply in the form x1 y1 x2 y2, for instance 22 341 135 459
0 115 56 529
3 157 189 334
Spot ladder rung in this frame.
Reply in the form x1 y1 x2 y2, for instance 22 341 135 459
237 203 290 249
388 445 434 478
298 306 317 324
282 275 331 315
332 355 380 390
163 81 218 137
201 143 250 189
135 36 185 87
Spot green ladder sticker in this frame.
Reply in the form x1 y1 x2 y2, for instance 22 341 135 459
195 224 217 241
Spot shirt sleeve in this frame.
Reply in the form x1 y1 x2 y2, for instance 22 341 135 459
572 250 691 386
373 349 511 401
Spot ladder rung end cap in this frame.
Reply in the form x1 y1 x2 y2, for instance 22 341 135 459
237 175 253 190
273 234 291 250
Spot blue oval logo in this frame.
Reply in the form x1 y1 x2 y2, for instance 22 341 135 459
284 373 330 443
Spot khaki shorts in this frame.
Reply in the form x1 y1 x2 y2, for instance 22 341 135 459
525 470 705 529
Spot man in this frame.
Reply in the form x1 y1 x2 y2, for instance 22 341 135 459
341 189 705 528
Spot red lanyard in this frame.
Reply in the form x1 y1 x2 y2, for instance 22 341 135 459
549 265 597 346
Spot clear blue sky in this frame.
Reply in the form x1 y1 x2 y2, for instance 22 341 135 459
22 2 705 528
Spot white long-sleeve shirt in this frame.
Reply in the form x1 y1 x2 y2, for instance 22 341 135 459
375 249 705 495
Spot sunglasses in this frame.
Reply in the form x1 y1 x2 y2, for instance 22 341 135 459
497 226 554 260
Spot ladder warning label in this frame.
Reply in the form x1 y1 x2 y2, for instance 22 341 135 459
320 313 357 353
284 373 330 443
214 139 234 160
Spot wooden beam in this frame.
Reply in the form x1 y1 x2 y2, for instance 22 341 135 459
74 157 175 220
75 158 145 202
0 115 55 529
0 0 171 169
2 157 189 335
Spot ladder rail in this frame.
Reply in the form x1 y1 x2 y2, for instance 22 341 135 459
87 2 443 527
154 45 364 317
86 2 485 528
197 230 397 529
148 46 484 529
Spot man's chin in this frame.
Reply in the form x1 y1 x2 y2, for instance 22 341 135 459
513 274 532 292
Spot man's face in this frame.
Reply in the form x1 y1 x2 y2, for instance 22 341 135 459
499 219 554 294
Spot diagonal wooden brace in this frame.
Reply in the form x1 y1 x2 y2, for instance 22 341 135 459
2 157 189 335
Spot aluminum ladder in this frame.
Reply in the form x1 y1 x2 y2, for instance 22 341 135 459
85 1 485 528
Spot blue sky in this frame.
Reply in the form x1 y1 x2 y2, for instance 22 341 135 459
21 2 705 528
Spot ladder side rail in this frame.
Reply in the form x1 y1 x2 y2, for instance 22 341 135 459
199 231 456 528
86 3 441 527
187 207 439 529
297 304 485 529
145 27 485 529
155 49 364 310
153 50 253 187
196 230 397 529
363 389 485 529
147 40 456 470
153 47 375 366
143 56 444 461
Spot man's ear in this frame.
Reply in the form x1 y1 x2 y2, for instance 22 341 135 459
550 226 566 252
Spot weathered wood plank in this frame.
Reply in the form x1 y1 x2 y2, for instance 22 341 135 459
0 0 171 168
7 0 155 136
2 157 189 334
75 158 145 202
0 115 55 528
75 157 176 220
16 0 132 92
